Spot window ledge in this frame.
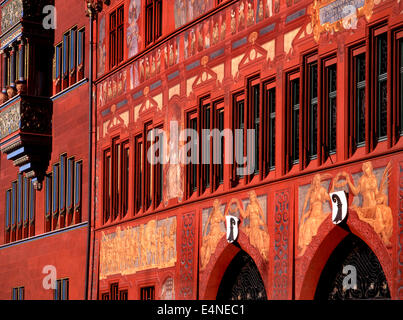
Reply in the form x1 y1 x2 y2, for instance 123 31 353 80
51 78 88 102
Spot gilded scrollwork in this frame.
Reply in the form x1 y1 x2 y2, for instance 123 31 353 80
309 0 374 42
99 217 177 279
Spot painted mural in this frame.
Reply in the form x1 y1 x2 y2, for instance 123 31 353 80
99 216 177 279
97 0 280 108
335 161 393 247
200 191 269 271
98 68 128 106
174 0 214 29
127 0 141 59
98 15 106 77
298 161 393 257
160 277 175 300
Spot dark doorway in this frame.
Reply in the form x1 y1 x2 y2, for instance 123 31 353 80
216 250 267 300
315 233 391 300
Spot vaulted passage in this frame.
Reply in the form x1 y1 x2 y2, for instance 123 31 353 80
315 234 391 300
216 250 267 300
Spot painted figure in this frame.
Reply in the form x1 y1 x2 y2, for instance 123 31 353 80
266 0 273 18
339 161 393 246
238 2 245 30
200 200 225 270
127 0 141 58
247 1 254 26
231 9 236 34
241 191 270 261
98 16 106 76
298 174 332 257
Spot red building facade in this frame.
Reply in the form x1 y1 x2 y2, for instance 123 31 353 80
0 0 402 300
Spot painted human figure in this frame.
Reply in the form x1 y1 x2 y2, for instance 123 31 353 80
266 0 273 18
339 161 393 246
241 191 270 261
127 0 141 58
298 174 332 257
200 200 225 270
231 9 236 34
247 1 254 26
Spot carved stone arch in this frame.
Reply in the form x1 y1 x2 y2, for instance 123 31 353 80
200 231 269 300
297 209 394 299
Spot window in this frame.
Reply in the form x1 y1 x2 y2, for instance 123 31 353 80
145 0 162 46
77 28 85 80
305 56 318 161
153 126 164 207
59 154 67 226
353 48 366 149
109 5 124 69
4 175 35 243
141 286 155 300
249 79 260 176
103 138 128 223
102 282 128 300
69 27 77 83
187 112 198 197
110 282 119 300
121 141 130 217
45 174 52 232
52 164 59 230
376 32 388 141
324 62 337 155
54 26 85 94
66 157 75 224
263 81 276 176
285 72 300 172
134 135 143 214
54 278 69 300
145 123 153 210
12 287 24 300
62 31 70 89
232 93 245 183
201 98 211 192
214 101 225 188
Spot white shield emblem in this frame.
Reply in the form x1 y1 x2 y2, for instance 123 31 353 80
330 191 348 225
226 215 239 243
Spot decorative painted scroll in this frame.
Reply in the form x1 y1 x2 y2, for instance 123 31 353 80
99 216 177 279
309 0 374 41
200 192 270 271
273 190 290 300
178 213 195 299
